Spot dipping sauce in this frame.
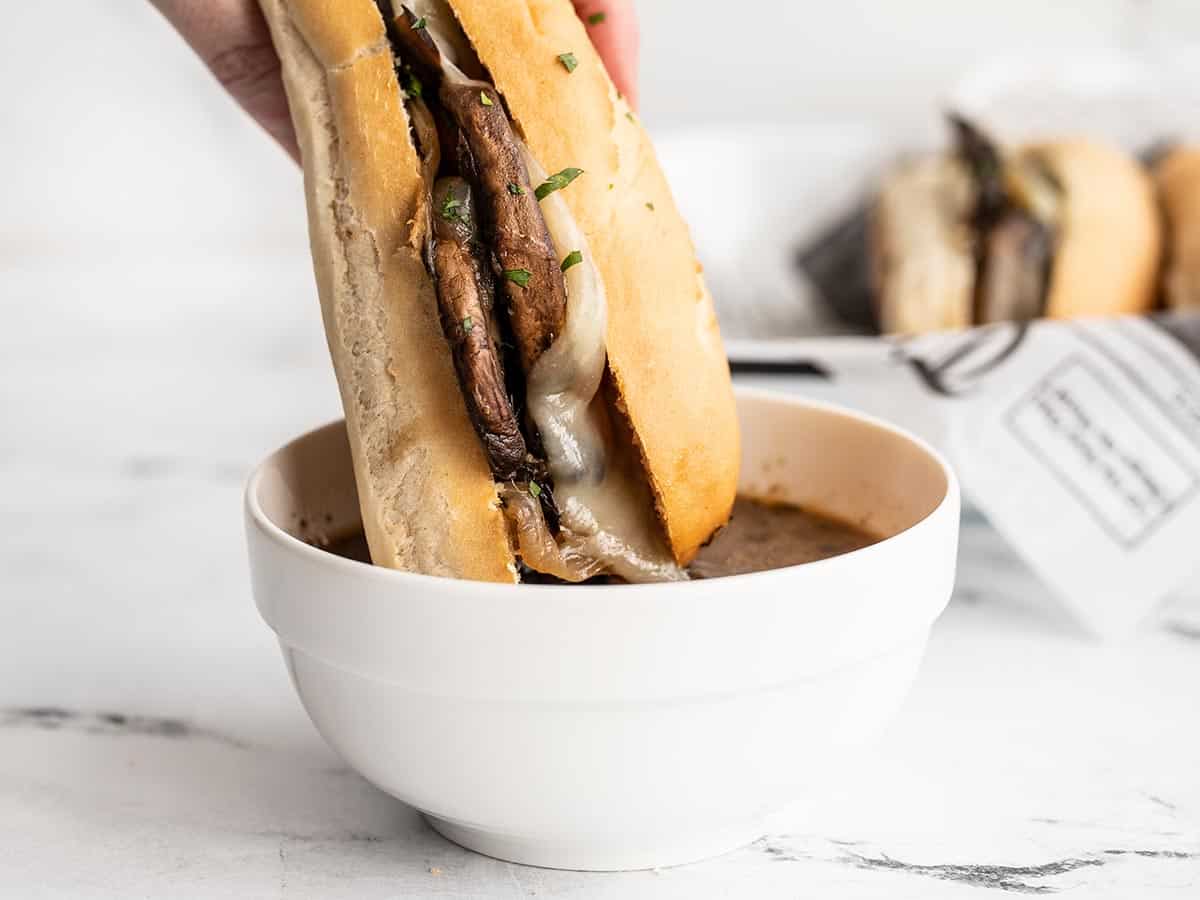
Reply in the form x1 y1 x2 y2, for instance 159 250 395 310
314 497 880 579
322 530 372 565
688 497 879 578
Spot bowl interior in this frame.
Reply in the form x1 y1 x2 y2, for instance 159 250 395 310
254 421 362 548
254 389 949 557
736 392 948 539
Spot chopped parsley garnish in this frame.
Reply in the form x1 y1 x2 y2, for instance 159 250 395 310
534 167 584 200
608 182 614 190
625 111 636 123
403 71 423 100
480 91 494 107
645 201 655 211
528 481 543 498
561 250 583 272
440 194 464 221
462 315 474 333
587 11 606 25
504 268 533 287
557 52 578 73
507 182 525 196
410 16 426 29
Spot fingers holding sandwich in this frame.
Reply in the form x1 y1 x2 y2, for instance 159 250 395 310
150 0 639 161
149 0 300 159
571 1 639 108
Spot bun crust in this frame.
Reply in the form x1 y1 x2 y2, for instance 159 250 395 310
259 0 738 574
260 0 515 582
1155 147 1200 310
1025 140 1162 320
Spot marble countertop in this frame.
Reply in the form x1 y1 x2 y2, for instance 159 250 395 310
2 251 1198 898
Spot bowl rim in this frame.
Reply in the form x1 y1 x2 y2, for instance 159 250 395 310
244 386 959 594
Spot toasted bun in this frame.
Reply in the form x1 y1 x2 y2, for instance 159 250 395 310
1024 140 1162 320
871 156 976 335
1155 147 1200 310
258 0 738 577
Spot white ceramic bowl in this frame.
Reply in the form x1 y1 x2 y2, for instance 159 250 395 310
244 388 960 871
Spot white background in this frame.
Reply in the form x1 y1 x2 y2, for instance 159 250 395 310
3 1 1200 255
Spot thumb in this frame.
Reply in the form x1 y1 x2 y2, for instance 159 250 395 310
150 0 299 160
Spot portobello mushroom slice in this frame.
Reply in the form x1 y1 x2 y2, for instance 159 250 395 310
950 114 1062 325
949 113 1008 232
430 177 529 480
975 212 1055 324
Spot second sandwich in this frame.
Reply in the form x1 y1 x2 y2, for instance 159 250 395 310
872 116 1163 335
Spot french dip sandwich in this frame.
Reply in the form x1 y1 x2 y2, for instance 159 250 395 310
258 0 739 583
871 116 1162 334
1155 146 1200 311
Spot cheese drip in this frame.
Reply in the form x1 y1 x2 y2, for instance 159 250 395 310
517 146 686 583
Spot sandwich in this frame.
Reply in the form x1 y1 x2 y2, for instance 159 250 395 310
1154 146 1200 310
256 0 739 583
870 116 1163 334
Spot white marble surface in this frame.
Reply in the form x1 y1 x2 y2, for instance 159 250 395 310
2 250 1199 897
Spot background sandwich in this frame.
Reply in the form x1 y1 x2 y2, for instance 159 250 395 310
871 116 1163 335
257 0 739 583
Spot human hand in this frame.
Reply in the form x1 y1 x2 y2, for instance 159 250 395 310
150 1 639 162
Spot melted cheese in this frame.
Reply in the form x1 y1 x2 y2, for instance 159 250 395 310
518 146 686 583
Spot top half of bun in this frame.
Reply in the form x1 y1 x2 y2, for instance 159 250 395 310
1022 139 1161 320
1153 146 1200 310
1154 145 1200 202
258 0 739 576
1155 146 1200 242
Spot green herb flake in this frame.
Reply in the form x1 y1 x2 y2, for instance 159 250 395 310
410 16 426 29
557 52 578 73
480 91 494 107
561 250 583 272
625 111 636 123
534 167 584 201
462 315 474 334
504 268 533 287
607 182 614 190
507 182 525 196
440 195 464 222
529 481 543 498
587 11 606 25
403 72 423 100
645 201 655 211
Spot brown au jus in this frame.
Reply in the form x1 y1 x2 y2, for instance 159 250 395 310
317 497 881 581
